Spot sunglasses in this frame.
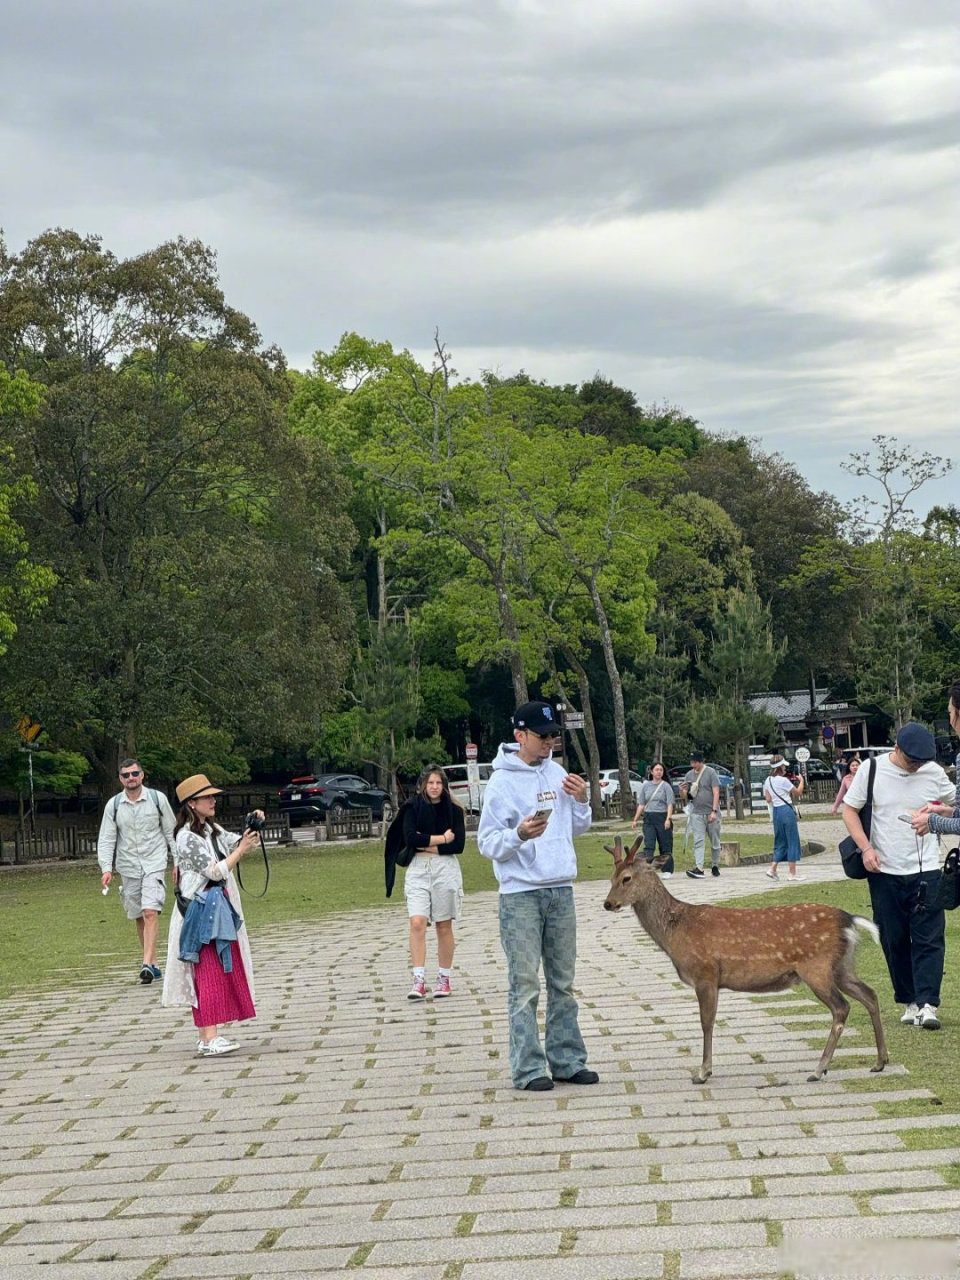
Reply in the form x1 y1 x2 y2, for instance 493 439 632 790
119 770 142 779
526 729 561 741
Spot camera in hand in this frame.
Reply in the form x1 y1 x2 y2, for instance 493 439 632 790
245 812 267 832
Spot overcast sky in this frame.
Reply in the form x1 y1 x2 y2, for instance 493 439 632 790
2 0 958 512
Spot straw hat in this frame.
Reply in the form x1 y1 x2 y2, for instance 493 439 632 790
176 774 224 804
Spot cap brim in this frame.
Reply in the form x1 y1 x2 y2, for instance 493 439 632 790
184 785 224 801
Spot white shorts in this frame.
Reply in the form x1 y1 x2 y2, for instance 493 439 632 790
119 870 166 920
404 855 463 923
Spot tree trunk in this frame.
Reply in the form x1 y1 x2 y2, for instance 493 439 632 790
562 645 603 818
494 575 528 705
585 578 632 818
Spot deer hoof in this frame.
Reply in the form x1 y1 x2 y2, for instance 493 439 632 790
693 1070 712 1084
870 1062 886 1074
807 1070 825 1082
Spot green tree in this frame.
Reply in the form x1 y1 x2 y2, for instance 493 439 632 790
0 368 56 657
0 230 356 786
137 725 250 789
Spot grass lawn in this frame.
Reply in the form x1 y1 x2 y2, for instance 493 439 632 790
5 827 960 1127
0 826 773 1002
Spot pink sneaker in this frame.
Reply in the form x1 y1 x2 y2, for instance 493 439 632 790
408 976 426 1000
434 975 452 998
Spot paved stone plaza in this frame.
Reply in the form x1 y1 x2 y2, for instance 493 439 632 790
3 845 960 1279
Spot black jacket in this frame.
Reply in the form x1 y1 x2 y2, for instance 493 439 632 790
384 799 466 898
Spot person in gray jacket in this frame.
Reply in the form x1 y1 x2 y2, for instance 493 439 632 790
97 757 176 984
478 700 598 1093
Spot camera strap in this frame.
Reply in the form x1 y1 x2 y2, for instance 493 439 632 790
234 830 270 899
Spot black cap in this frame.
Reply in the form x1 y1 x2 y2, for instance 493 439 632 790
689 749 704 762
896 722 936 762
512 701 559 733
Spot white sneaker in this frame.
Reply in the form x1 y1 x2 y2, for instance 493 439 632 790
765 869 779 880
660 871 673 879
900 1002 920 1024
916 1004 941 1030
787 873 805 882
197 1036 240 1056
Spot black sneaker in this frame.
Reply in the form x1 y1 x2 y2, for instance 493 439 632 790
553 1068 599 1085
139 964 154 984
523 1076 554 1092
686 867 705 878
712 865 721 877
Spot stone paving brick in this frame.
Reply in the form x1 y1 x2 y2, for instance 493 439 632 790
781 1210 959 1239
460 1256 663 1280
2 858 956 1280
679 1245 784 1277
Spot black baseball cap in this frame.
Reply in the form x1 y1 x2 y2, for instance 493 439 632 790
512 701 560 733
689 749 704 762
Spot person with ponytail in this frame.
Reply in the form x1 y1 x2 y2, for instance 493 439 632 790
402 766 466 1000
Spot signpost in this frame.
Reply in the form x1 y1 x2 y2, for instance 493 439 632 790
465 743 480 813
15 716 42 832
795 745 810 782
564 712 586 729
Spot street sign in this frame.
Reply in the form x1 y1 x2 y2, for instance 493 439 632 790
565 712 586 729
465 742 478 760
822 726 835 741
15 716 42 743
796 747 811 763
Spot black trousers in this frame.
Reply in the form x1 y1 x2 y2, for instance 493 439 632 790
867 870 945 1008
642 812 674 873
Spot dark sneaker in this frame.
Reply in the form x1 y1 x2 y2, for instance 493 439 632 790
523 1076 554 1091
139 964 154 984
712 865 721 877
147 964 162 981
554 1068 599 1085
686 867 705 878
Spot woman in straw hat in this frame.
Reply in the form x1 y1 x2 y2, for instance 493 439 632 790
161 774 261 1056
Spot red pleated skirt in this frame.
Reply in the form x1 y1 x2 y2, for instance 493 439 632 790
191 940 256 1029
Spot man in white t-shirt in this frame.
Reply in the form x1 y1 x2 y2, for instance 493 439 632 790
842 724 955 1030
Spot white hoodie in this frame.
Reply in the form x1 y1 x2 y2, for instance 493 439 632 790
477 743 592 894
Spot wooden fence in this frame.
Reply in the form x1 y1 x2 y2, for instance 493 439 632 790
0 825 98 865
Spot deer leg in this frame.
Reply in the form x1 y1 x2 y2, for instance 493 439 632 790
838 972 889 1074
806 981 849 1082
693 982 717 1083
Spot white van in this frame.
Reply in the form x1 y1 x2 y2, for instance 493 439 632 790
442 763 492 813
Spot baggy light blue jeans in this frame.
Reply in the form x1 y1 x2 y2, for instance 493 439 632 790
498 887 588 1089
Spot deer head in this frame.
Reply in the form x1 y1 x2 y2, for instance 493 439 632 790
603 836 654 912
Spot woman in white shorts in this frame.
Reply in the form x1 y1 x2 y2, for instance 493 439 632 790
403 766 465 1000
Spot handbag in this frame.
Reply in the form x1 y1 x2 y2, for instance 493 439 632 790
838 757 876 879
932 847 960 911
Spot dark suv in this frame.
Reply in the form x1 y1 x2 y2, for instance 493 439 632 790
278 774 394 827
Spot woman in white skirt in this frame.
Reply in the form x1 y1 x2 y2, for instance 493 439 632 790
403 766 465 1000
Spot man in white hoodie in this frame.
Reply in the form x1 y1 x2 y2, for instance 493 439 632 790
478 700 598 1092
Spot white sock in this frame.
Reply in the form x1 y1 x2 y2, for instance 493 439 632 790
413 967 425 979
438 967 451 978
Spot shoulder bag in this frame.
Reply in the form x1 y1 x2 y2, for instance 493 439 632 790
931 846 960 911
838 757 876 879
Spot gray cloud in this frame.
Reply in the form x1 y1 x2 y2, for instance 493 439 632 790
1 0 957 506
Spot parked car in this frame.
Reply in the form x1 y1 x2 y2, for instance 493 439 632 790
799 758 835 782
278 774 394 827
442 763 493 813
595 769 645 805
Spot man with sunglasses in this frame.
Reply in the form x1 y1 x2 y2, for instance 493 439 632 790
478 700 598 1091
842 723 954 1030
97 758 177 984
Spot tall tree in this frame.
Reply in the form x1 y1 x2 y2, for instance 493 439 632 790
0 230 356 785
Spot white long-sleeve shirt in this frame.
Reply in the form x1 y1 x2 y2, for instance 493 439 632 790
97 788 176 877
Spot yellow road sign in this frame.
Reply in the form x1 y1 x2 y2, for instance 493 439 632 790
15 716 43 743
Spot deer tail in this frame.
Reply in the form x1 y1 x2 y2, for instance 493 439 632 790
849 915 880 947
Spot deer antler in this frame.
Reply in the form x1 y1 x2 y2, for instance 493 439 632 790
603 835 625 866
624 837 642 865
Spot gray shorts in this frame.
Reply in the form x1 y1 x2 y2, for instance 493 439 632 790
119 871 166 920
404 855 463 924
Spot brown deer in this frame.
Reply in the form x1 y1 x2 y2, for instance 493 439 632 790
603 836 888 1083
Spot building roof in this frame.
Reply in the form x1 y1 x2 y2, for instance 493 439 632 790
746 688 863 723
